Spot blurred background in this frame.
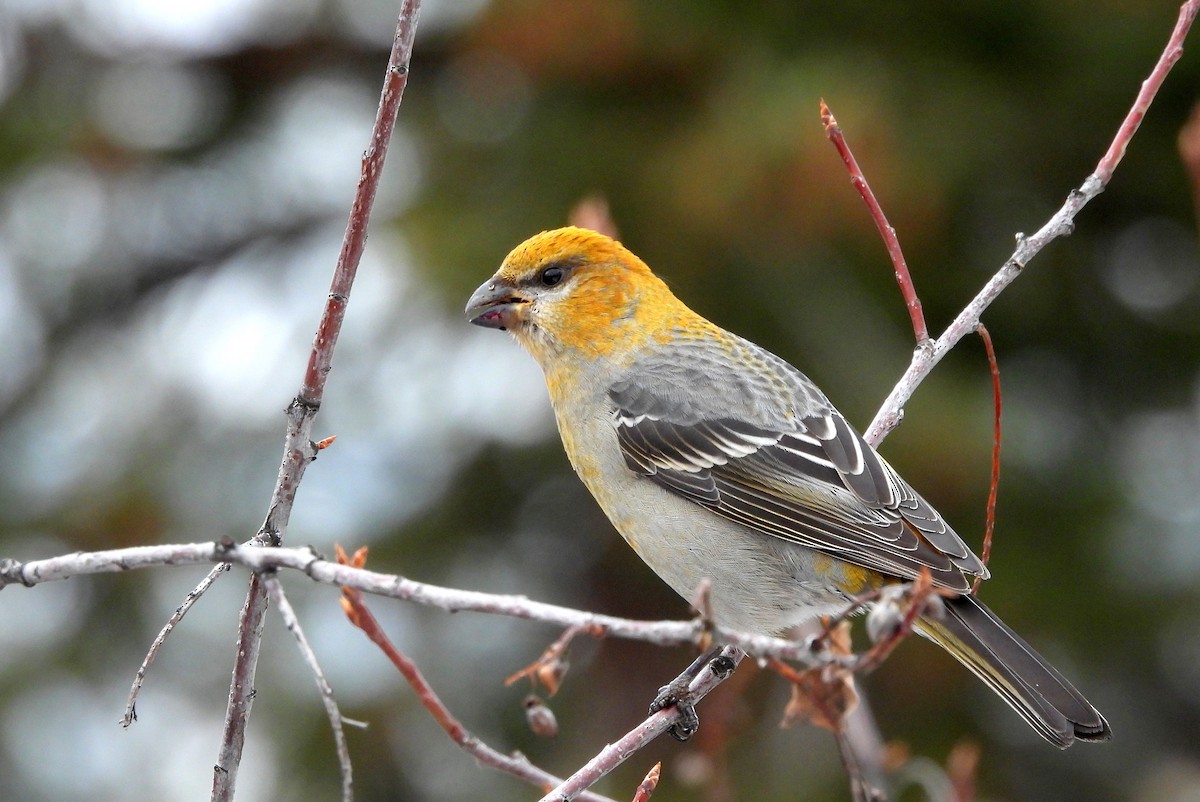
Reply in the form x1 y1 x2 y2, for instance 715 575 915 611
0 0 1198 800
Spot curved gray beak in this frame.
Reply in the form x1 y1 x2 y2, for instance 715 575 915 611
465 277 526 330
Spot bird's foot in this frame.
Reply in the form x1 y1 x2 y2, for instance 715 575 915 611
649 647 737 741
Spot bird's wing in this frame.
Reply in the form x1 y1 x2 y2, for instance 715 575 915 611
609 343 988 592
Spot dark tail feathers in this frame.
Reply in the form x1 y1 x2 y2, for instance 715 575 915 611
916 594 1111 748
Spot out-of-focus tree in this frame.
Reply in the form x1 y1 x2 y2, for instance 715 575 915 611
1 1 1199 800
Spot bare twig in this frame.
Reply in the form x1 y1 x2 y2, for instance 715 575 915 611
1096 1 1198 183
773 650 857 734
264 574 354 802
212 572 269 801
212 3 424 798
864 0 1200 446
505 623 606 695
972 324 1002 595
336 552 618 802
121 562 230 727
809 587 888 655
821 99 927 343
538 647 746 802
816 5 1197 785
0 541 816 663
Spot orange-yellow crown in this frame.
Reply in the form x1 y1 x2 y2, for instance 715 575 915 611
497 226 653 283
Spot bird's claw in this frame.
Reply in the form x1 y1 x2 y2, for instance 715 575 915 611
649 677 700 741
649 651 737 742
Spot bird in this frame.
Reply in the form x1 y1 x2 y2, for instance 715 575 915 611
465 225 1110 748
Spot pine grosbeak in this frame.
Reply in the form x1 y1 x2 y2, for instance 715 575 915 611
466 226 1110 748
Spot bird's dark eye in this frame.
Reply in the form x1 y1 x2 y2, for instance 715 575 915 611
540 265 565 287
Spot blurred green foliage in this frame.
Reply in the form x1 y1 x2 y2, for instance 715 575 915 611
1 1 1199 800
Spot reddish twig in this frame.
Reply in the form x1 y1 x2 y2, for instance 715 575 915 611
1096 2 1198 183
973 324 1002 594
865 0 1200 446
821 99 928 344
776 571 936 723
809 586 890 656
772 657 856 734
807 575 939 661
210 4 424 799
505 623 606 695
336 548 617 802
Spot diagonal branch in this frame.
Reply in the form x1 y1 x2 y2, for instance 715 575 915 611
864 0 1200 447
122 562 231 727
337 558 619 802
821 99 928 343
538 647 745 802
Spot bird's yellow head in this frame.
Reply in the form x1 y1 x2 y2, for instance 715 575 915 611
466 227 685 366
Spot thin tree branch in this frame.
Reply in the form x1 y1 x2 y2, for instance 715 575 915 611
817 4 1197 786
212 573 269 801
263 575 354 802
1096 1 1198 183
212 3 424 798
821 99 928 343
505 623 604 694
973 323 1002 595
0 542 816 664
338 567 618 802
538 647 746 802
864 0 1199 446
121 562 231 727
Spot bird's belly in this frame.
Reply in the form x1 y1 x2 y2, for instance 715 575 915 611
588 470 852 634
